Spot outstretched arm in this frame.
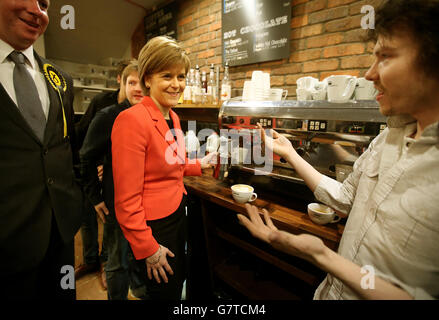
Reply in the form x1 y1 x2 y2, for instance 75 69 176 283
237 204 413 300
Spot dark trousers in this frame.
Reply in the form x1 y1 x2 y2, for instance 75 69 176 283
135 195 187 300
0 215 76 300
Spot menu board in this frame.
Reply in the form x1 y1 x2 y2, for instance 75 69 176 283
144 1 178 41
222 0 291 67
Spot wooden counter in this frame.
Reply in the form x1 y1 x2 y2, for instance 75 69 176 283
184 170 343 300
184 170 343 248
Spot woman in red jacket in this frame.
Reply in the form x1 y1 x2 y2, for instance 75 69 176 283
111 36 215 299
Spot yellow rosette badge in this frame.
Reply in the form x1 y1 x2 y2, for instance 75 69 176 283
43 63 68 137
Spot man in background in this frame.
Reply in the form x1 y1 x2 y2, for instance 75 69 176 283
74 60 130 289
80 61 147 299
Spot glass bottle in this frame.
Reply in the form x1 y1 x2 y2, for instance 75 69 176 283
207 64 217 105
220 61 231 102
192 65 202 104
183 68 193 104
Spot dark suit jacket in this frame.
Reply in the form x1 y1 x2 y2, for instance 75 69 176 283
0 51 84 275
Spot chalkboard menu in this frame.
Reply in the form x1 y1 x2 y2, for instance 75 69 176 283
222 0 291 67
144 1 178 41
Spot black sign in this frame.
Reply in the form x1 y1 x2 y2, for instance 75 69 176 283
222 0 291 67
144 2 178 41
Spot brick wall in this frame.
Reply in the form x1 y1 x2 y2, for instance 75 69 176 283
135 0 385 98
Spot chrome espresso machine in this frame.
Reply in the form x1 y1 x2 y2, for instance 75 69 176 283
217 100 387 210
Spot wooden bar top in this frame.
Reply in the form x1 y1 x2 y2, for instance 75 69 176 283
184 170 343 247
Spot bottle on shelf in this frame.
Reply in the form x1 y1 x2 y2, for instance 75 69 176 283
207 64 217 105
192 65 202 104
220 61 231 102
201 71 207 94
183 68 193 104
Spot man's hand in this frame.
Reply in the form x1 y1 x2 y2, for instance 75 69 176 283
200 151 218 169
237 203 327 266
258 123 296 160
97 165 103 182
146 245 175 284
94 201 109 223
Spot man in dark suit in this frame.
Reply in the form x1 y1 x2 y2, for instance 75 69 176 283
0 0 83 300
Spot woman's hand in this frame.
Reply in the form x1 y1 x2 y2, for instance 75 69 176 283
257 123 296 160
145 245 175 284
200 151 218 169
237 204 327 266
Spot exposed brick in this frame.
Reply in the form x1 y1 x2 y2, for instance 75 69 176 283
290 48 321 62
293 0 327 16
271 64 302 75
193 25 209 37
209 21 222 32
199 32 216 43
340 54 374 69
303 59 339 72
325 15 362 32
270 76 285 87
307 33 344 48
343 29 368 43
328 0 357 8
349 0 385 15
323 43 365 58
291 24 323 39
320 69 361 79
291 15 309 28
178 15 193 27
290 39 307 51
308 6 349 24
199 15 216 27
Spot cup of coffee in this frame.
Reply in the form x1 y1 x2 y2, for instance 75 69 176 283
355 77 378 100
231 184 257 204
326 75 356 103
307 203 341 225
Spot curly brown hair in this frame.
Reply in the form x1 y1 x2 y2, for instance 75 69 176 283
367 0 439 77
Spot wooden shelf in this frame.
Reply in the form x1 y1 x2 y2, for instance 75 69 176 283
175 103 220 109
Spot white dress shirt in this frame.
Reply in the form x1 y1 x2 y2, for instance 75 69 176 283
313 115 439 300
0 38 50 119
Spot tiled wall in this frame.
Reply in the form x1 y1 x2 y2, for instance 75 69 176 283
134 0 385 98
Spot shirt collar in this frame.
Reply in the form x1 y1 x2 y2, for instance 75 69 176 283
387 114 417 128
0 38 36 70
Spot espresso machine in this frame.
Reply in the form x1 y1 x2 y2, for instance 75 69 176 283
217 100 387 211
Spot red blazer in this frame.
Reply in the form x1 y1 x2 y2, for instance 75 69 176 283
111 96 201 260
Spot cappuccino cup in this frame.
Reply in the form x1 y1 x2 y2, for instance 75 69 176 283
307 203 341 225
326 75 356 103
355 77 378 100
231 184 257 204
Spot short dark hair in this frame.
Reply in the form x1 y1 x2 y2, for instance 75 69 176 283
368 0 439 77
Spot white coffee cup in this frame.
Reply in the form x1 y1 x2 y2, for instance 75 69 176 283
269 88 288 101
355 77 378 100
326 75 357 103
297 76 318 91
242 80 255 101
311 80 327 100
231 184 257 204
307 203 341 225
296 88 312 101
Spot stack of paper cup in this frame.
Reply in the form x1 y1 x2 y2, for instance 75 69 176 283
251 71 270 101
